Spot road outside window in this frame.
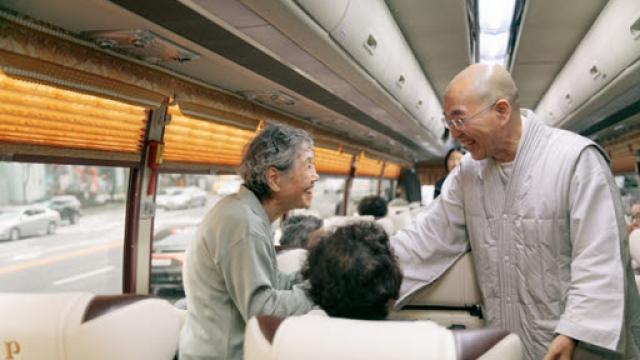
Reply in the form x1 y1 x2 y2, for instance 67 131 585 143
0 163 129 294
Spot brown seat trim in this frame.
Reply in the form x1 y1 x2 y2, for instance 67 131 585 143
256 315 286 344
453 328 509 360
82 294 151 323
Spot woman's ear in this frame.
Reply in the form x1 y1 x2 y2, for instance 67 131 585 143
265 166 281 192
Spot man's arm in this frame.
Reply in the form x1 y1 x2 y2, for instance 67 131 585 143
391 165 469 306
555 146 626 352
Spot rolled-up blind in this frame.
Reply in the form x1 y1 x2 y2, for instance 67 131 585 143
0 70 148 158
162 106 256 167
356 153 384 177
314 146 353 176
382 162 401 179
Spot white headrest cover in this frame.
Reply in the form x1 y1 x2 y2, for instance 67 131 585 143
0 292 92 360
276 249 308 274
0 292 180 360
408 252 482 307
375 217 395 236
323 216 374 230
245 317 276 360
272 314 456 360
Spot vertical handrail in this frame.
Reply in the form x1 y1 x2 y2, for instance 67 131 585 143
122 101 168 293
377 161 386 196
341 154 357 216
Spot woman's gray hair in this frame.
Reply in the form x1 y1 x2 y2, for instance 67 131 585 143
280 215 323 249
239 123 313 200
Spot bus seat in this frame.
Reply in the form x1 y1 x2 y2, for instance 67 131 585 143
390 252 484 329
387 208 412 232
409 201 422 210
176 307 188 331
410 206 425 217
0 292 180 360
375 217 396 236
276 248 308 274
323 215 374 230
244 314 522 360
387 205 410 216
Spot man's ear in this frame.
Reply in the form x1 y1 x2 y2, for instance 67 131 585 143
495 98 511 125
265 166 281 193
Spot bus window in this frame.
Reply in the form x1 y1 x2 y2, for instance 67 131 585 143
306 176 346 218
347 178 381 215
150 173 241 302
380 179 394 201
0 163 129 294
617 174 640 216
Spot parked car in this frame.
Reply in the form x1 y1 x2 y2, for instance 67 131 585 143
150 222 198 297
0 206 61 241
156 186 207 210
47 195 82 224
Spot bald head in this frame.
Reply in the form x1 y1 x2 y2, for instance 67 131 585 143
443 64 523 162
445 63 519 107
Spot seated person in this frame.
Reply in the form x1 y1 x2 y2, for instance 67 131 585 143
277 215 324 274
280 214 324 250
302 221 402 320
357 195 388 219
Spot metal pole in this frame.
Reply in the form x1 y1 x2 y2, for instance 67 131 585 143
341 154 357 216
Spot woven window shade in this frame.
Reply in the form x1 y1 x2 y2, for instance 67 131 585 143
314 147 353 176
0 50 165 108
0 70 148 155
162 106 256 166
383 162 401 179
356 153 384 177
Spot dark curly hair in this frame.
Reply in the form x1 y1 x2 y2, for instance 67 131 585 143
302 221 402 320
357 195 388 219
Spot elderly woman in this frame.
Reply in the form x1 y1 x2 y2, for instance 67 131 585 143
180 124 319 360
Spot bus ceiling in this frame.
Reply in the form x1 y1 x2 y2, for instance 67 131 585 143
0 0 639 167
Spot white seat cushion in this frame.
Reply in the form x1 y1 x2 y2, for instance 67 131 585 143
245 314 456 360
245 314 523 360
323 215 374 231
375 217 395 236
391 253 484 328
0 292 180 360
276 249 308 274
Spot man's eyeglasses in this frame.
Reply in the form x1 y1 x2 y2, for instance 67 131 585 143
442 100 498 130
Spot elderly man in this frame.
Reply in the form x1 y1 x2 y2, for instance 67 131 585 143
180 124 319 360
392 64 640 360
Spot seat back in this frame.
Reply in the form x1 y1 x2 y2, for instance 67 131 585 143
323 215 374 230
276 248 308 274
0 292 180 360
390 252 484 329
244 314 522 360
375 217 395 236
387 206 412 232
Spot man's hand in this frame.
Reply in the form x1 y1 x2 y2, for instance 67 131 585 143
542 334 576 360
